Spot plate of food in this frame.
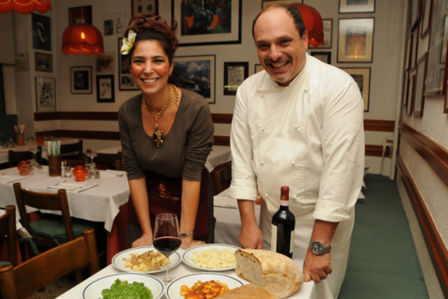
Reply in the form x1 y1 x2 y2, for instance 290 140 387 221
165 272 245 299
182 244 240 271
82 273 163 299
112 246 181 274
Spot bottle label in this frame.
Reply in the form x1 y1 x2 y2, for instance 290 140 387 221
271 224 277 252
290 229 295 253
280 200 289 207
271 224 295 256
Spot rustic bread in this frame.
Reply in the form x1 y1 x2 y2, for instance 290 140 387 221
217 284 278 299
234 249 303 298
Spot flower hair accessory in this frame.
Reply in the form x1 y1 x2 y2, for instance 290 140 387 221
121 30 137 55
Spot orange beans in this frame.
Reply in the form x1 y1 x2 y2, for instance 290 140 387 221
180 280 230 299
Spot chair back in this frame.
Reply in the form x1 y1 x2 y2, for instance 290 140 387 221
8 150 32 167
210 161 232 195
0 206 17 266
60 139 83 160
13 183 75 243
0 229 99 299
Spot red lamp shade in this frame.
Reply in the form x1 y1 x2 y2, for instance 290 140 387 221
0 0 50 14
291 3 323 47
62 22 104 55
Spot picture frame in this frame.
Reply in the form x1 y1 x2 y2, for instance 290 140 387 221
339 0 375 13
96 52 115 73
224 62 248 95
96 75 115 103
337 18 374 63
310 51 332 64
132 0 158 16
68 6 92 25
414 53 428 117
118 37 139 90
172 0 242 46
255 64 264 73
441 15 448 64
420 0 432 38
35 77 56 112
402 70 410 108
310 19 332 49
70 66 92 94
32 13 51 51
407 68 417 116
172 55 216 104
341 67 371 112
34 52 52 72
262 0 302 8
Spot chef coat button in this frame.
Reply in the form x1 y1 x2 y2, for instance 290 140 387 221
260 160 264 165
293 194 297 199
265 193 268 197
291 161 296 165
294 124 299 128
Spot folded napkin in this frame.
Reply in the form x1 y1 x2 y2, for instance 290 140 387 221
101 169 127 178
214 188 238 209
0 175 26 183
48 182 99 192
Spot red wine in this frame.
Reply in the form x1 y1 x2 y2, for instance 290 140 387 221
153 236 181 257
271 186 295 258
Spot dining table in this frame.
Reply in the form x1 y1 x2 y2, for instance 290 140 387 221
57 247 317 299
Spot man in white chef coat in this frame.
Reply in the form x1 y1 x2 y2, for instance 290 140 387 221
229 3 365 298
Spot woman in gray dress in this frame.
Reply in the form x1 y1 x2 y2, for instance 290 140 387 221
119 15 214 249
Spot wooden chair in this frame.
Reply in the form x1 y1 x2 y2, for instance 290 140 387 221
60 139 84 160
8 150 32 167
0 206 17 266
210 161 232 195
63 159 87 168
0 229 99 299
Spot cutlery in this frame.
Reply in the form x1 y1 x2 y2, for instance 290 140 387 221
77 184 99 193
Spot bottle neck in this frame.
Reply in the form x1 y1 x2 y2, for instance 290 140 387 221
280 199 289 208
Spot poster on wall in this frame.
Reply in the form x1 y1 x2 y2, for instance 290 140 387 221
32 13 51 51
337 18 374 63
35 77 56 112
341 67 371 112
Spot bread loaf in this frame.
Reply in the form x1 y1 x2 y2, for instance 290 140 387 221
216 284 278 299
234 249 303 298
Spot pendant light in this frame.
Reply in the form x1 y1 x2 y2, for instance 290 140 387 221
0 0 51 14
291 3 324 47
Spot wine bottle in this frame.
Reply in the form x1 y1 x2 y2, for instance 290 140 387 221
271 186 295 258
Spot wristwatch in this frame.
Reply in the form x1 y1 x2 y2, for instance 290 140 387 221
310 241 331 255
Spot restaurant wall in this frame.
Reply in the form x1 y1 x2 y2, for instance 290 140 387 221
5 0 405 176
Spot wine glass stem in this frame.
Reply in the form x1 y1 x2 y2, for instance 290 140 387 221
164 265 170 284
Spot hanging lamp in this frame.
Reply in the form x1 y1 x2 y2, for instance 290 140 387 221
291 3 324 47
0 0 50 14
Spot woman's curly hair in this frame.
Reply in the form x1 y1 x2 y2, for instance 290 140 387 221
124 14 178 63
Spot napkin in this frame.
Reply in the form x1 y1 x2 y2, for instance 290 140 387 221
213 188 238 209
102 169 127 178
0 175 26 183
48 182 99 192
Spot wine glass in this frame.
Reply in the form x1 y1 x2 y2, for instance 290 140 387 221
153 213 181 284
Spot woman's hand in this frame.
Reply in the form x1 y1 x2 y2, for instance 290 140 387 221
181 237 205 249
132 233 153 248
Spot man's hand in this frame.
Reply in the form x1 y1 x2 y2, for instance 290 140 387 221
303 249 332 283
239 222 263 249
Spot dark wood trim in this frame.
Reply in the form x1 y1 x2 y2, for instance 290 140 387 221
211 113 233 124
364 119 395 131
400 123 448 186
213 135 230 146
35 130 120 140
397 155 448 298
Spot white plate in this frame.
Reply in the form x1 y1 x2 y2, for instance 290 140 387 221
182 244 240 271
112 246 181 274
166 272 245 299
82 273 163 299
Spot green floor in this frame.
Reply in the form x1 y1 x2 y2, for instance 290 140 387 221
339 174 429 299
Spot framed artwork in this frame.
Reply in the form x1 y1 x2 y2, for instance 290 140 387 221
35 77 56 112
411 28 419 69
441 16 448 64
70 66 92 94
310 19 332 49
341 67 371 112
96 75 115 103
262 0 302 8
118 37 139 90
35 52 52 72
310 51 332 64
32 13 51 51
411 0 422 28
255 64 264 73
102 12 127 36
444 42 448 113
224 62 248 95
414 53 428 117
339 0 375 13
420 0 433 38
172 55 216 104
337 18 374 63
96 52 115 73
68 6 92 25
407 69 417 116
172 0 241 46
402 70 410 108
132 0 158 16
404 34 412 71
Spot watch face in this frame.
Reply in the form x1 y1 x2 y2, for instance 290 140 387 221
311 242 323 254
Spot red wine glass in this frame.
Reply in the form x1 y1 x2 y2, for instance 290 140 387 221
153 213 181 283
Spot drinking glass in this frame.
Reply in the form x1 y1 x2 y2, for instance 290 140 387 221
153 213 181 284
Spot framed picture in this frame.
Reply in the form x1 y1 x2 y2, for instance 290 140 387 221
224 62 248 95
411 0 421 28
407 68 417 115
132 0 158 16
341 67 371 112
414 53 428 117
69 6 92 25
96 52 115 73
441 16 448 64
32 13 51 51
118 37 139 90
402 70 410 108
172 0 242 46
337 18 374 63
255 64 264 73
35 52 52 72
310 19 332 49
420 0 433 38
70 66 92 94
172 55 216 104
35 77 56 112
262 0 302 8
339 0 375 13
96 75 115 103
310 51 331 64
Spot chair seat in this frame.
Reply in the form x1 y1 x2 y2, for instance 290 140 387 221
30 218 94 244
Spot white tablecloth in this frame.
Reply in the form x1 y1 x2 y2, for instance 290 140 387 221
57 248 316 299
0 167 129 232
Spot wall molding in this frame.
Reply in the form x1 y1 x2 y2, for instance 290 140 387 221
400 123 448 187
397 155 448 298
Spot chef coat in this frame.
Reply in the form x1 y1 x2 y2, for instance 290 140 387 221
230 54 365 298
